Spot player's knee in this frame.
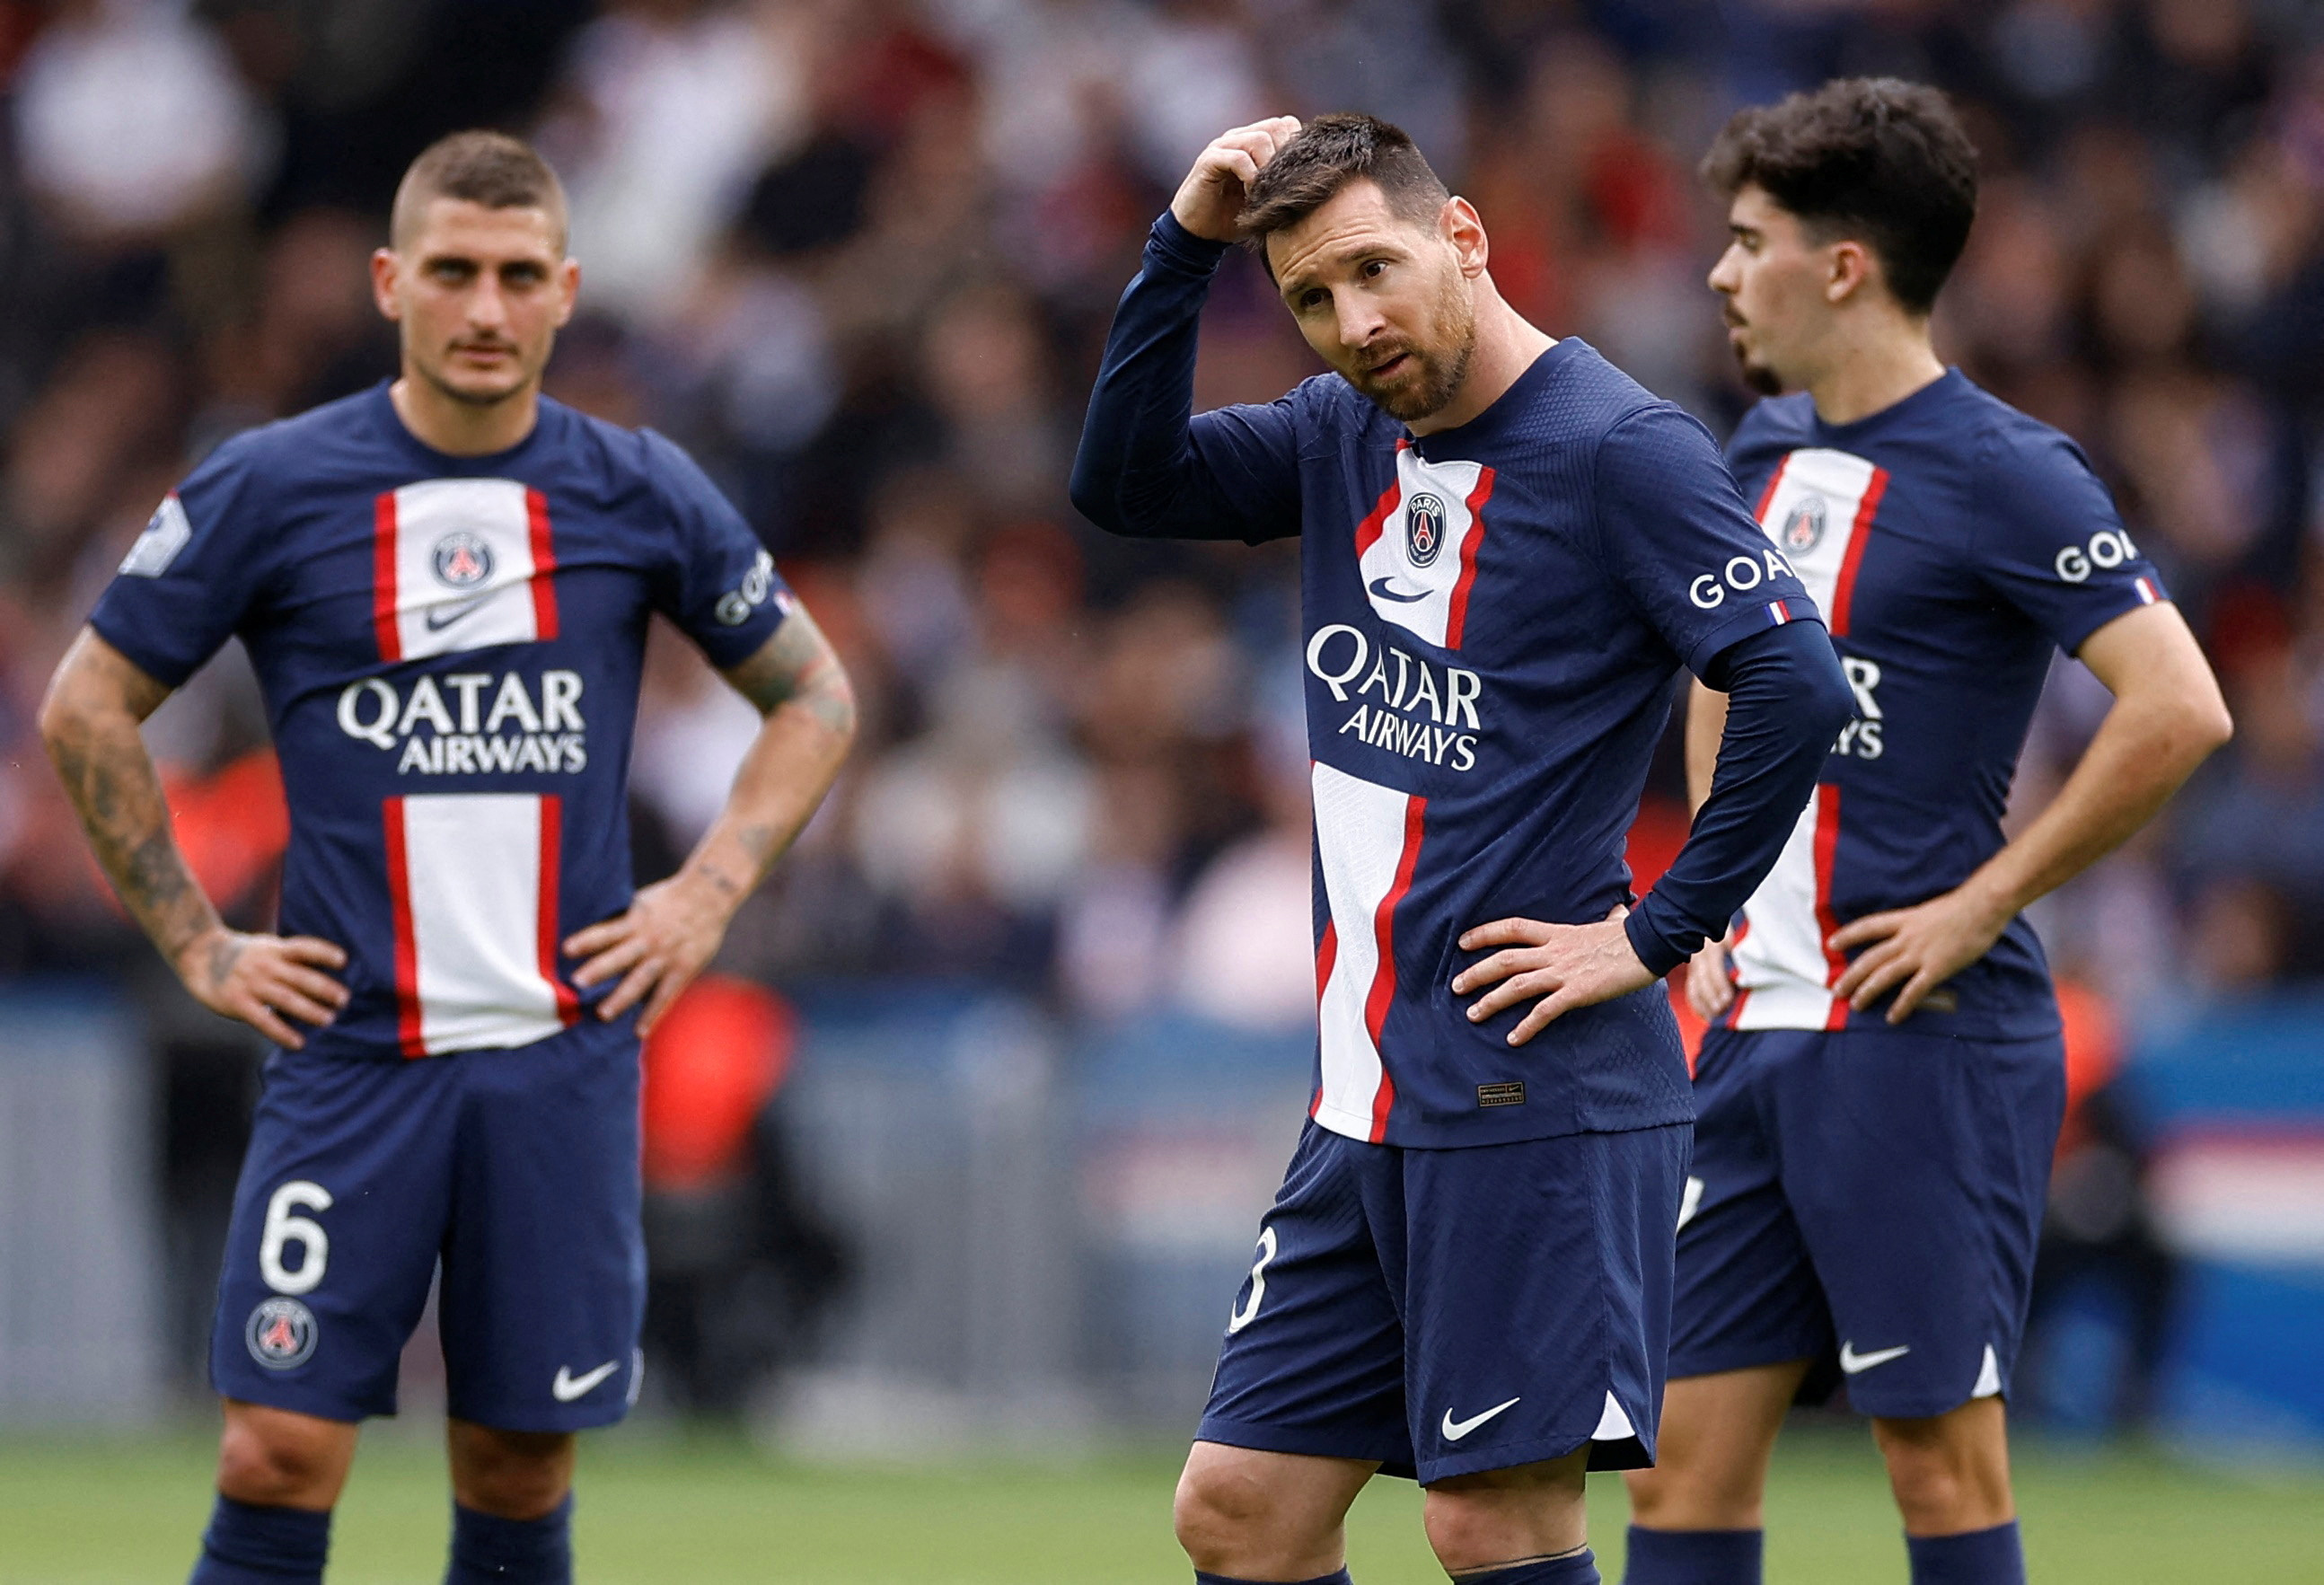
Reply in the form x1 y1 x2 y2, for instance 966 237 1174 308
1874 1415 2011 1531
1172 1460 1259 1565
216 1417 343 1507
1422 1460 1587 1572
450 1426 575 1520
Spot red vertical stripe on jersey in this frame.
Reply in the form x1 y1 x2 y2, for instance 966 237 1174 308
1310 920 1338 1119
372 492 402 663
1752 456 1791 522
1351 442 1408 559
1442 465 1496 649
381 797 426 1058
1813 783 1850 1029
525 488 560 641
1362 796 1427 1142
1827 469 1888 638
536 794 579 1026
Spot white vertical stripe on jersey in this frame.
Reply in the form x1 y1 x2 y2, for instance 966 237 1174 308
1310 762 1413 1141
392 792 569 1055
381 478 546 661
1729 448 1885 1028
1356 448 1488 648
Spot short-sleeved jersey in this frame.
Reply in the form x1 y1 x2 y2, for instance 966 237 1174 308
1223 340 1820 1147
1721 372 2167 1038
90 383 792 1061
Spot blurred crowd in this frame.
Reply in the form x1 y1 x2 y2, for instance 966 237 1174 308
3 0 2323 1052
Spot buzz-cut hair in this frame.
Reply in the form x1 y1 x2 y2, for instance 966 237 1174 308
1237 113 1450 264
1701 77 1977 315
390 130 568 251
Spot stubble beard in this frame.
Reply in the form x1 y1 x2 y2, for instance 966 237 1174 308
1733 343 1783 397
1356 277 1478 424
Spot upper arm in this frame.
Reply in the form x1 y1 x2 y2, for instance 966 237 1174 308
719 601 854 731
1592 405 1823 679
2073 601 2230 729
43 628 173 733
86 436 269 688
641 430 795 667
1180 399 1304 542
1971 427 2169 655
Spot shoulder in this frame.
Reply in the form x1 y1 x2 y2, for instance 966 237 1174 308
1956 382 2099 483
1726 393 1814 461
201 387 383 480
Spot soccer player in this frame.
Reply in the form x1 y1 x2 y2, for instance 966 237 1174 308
1071 114 1855 1585
38 132 854 1585
1618 80 2232 1585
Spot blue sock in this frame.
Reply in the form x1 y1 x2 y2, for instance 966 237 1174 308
188 1496 330 1583
447 1496 574 1584
1906 1522 2023 1585
1622 1526 1762 1583
1457 1551 1600 1583
1194 1572 1352 1584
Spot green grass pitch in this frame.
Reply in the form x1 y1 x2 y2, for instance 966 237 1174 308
4 1426 2320 1582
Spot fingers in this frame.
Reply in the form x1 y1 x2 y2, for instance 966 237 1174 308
1466 968 1558 1024
1450 946 1545 994
563 916 632 961
1844 945 1917 1011
271 963 350 1012
572 932 648 990
1686 964 1733 1022
1827 911 1903 953
1507 988 1581 1047
596 956 663 1022
1457 918 1554 953
635 962 701 1039
1207 146 1262 191
1885 967 1944 1025
280 937 349 972
242 1002 306 1050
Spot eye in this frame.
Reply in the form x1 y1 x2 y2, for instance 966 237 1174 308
1299 288 1328 311
1362 259 1386 279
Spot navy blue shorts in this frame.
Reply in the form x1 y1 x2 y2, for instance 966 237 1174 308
1199 1120 1689 1484
1668 1025 2064 1419
210 1017 645 1431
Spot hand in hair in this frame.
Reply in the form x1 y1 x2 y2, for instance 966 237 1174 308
1170 117 1303 242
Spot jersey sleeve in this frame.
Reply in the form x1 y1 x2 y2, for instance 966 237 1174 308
1591 404 1824 680
86 433 271 688
1969 425 2169 654
640 429 796 669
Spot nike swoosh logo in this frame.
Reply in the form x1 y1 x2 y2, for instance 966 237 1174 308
1367 577 1431 603
1441 1396 1521 1440
1839 1342 1912 1374
552 1360 621 1401
424 592 497 631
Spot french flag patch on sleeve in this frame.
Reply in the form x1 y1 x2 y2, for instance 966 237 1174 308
1764 598 1795 627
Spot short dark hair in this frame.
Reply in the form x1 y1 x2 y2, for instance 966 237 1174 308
1238 113 1450 260
1701 78 1977 314
391 130 568 251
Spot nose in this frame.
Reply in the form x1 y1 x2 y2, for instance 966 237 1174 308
1707 246 1739 296
466 275 509 333
1334 294 1386 353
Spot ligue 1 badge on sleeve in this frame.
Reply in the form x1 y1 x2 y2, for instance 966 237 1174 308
1782 495 1827 553
246 1296 320 1369
1405 491 1447 568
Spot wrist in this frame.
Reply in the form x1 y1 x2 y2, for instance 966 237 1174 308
675 859 750 923
1956 867 2022 928
1153 210 1233 271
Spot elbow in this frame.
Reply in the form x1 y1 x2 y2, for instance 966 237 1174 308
35 666 86 763
1067 453 1122 535
1803 654 1857 745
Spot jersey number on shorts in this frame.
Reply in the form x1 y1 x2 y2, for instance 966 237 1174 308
1227 1226 1279 1334
260 1181 335 1296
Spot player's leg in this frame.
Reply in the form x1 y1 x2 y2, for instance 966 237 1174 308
1174 1443 1376 1581
1403 1123 1695 1585
1623 1029 1832 1585
1783 1030 2065 1585
195 1056 457 1584
435 1023 647 1585
1182 1123 1411 1582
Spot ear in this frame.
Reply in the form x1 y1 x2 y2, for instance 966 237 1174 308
370 248 402 322
1826 239 1876 305
554 258 581 329
1443 196 1488 278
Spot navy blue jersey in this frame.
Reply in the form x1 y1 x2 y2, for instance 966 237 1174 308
90 383 792 1061
1075 218 1840 1149
1721 373 2168 1038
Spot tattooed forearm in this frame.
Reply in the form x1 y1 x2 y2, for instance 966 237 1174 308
40 630 222 972
677 606 858 911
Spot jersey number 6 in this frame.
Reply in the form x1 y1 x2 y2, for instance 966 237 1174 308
260 1180 335 1296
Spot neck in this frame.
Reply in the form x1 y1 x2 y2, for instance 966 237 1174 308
1802 313 1945 426
1407 277 1554 437
389 370 541 456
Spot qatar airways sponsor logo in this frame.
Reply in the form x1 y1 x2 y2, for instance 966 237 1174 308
337 670 587 776
1306 623 1483 771
1833 656 1883 760
1688 546 1802 610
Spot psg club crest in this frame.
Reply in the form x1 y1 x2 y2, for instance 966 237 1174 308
431 531 495 590
245 1297 318 1369
1405 491 1448 569
1782 494 1827 553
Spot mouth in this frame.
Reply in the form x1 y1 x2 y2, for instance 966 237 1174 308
1364 351 1412 382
